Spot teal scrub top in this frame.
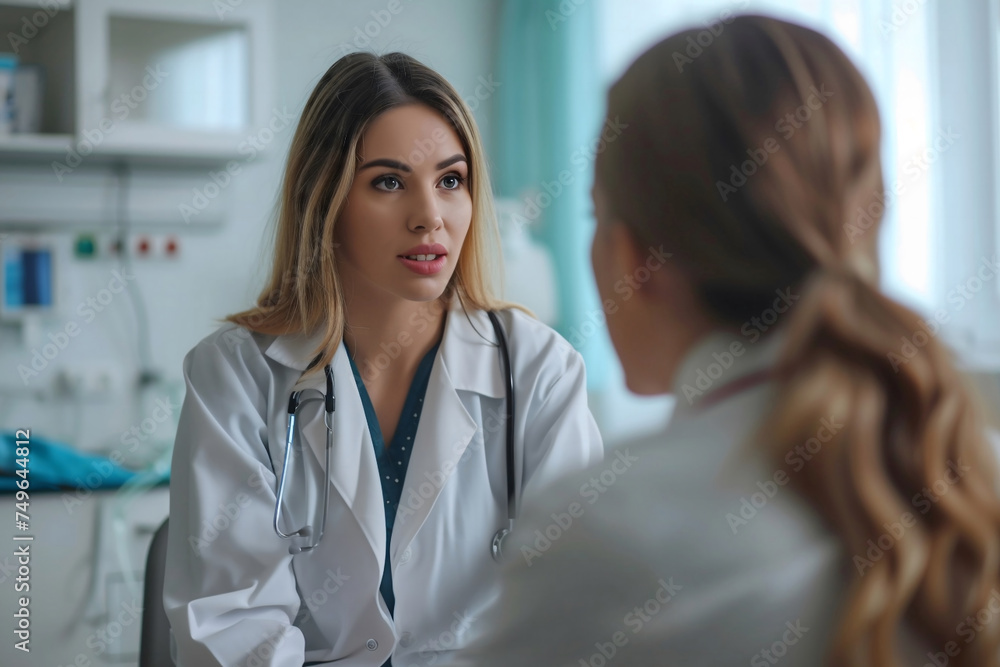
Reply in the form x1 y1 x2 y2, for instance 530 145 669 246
347 341 440 666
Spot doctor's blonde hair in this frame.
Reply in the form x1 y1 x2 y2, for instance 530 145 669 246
228 52 516 370
597 14 1000 666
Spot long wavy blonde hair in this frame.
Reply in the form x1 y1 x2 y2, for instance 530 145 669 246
596 14 1000 665
228 52 520 372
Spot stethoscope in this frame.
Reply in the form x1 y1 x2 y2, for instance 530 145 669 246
272 311 517 562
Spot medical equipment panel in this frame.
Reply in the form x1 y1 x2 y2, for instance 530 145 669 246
1 237 55 320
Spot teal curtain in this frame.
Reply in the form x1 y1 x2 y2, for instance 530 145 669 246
494 0 610 387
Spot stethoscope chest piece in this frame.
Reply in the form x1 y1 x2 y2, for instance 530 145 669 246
492 526 511 562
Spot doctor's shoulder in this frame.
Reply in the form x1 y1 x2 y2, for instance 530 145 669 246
184 322 272 371
494 307 586 388
180 323 289 404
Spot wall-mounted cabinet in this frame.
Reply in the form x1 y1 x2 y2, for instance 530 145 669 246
0 0 271 164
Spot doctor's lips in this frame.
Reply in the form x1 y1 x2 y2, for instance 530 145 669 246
398 243 448 275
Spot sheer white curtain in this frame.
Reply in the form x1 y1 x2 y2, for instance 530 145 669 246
591 0 944 443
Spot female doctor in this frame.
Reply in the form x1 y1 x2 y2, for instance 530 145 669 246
162 52 602 666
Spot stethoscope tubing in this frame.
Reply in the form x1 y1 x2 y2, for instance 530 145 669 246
487 310 516 562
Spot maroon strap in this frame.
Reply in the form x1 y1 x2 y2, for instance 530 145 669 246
692 369 772 413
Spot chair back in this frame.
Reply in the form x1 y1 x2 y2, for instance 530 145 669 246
139 518 172 667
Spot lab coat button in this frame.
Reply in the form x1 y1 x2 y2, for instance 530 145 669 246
400 547 412 564
399 632 413 648
366 639 378 651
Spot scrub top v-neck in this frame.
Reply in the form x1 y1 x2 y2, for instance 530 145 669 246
346 340 440 632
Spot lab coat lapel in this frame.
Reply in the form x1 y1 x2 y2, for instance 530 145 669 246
262 302 508 571
388 355 478 560
388 304 505 564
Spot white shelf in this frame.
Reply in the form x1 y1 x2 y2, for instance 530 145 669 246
0 131 241 165
0 133 73 155
0 0 71 7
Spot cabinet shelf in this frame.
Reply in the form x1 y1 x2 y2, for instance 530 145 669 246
0 130 242 165
0 0 270 165
0 133 73 156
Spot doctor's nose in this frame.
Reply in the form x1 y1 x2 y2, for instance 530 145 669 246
406 188 445 233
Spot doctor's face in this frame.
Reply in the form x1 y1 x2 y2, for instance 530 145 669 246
335 103 473 305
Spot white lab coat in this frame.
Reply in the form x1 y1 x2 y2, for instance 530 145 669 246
163 301 603 666
455 329 933 666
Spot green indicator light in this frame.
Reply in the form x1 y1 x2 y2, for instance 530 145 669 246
75 235 96 258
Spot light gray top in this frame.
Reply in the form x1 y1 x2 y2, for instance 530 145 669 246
449 329 932 666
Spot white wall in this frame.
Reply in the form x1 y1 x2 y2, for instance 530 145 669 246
0 0 502 458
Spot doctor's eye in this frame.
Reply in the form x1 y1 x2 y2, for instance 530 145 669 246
439 173 466 190
373 175 403 192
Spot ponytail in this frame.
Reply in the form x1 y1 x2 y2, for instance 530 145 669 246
759 267 1000 665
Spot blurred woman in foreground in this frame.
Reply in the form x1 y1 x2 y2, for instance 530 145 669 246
459 13 1000 667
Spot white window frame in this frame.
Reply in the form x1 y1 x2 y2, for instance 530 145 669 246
932 0 1000 370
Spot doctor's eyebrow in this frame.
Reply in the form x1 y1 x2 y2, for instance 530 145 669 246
357 154 467 172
